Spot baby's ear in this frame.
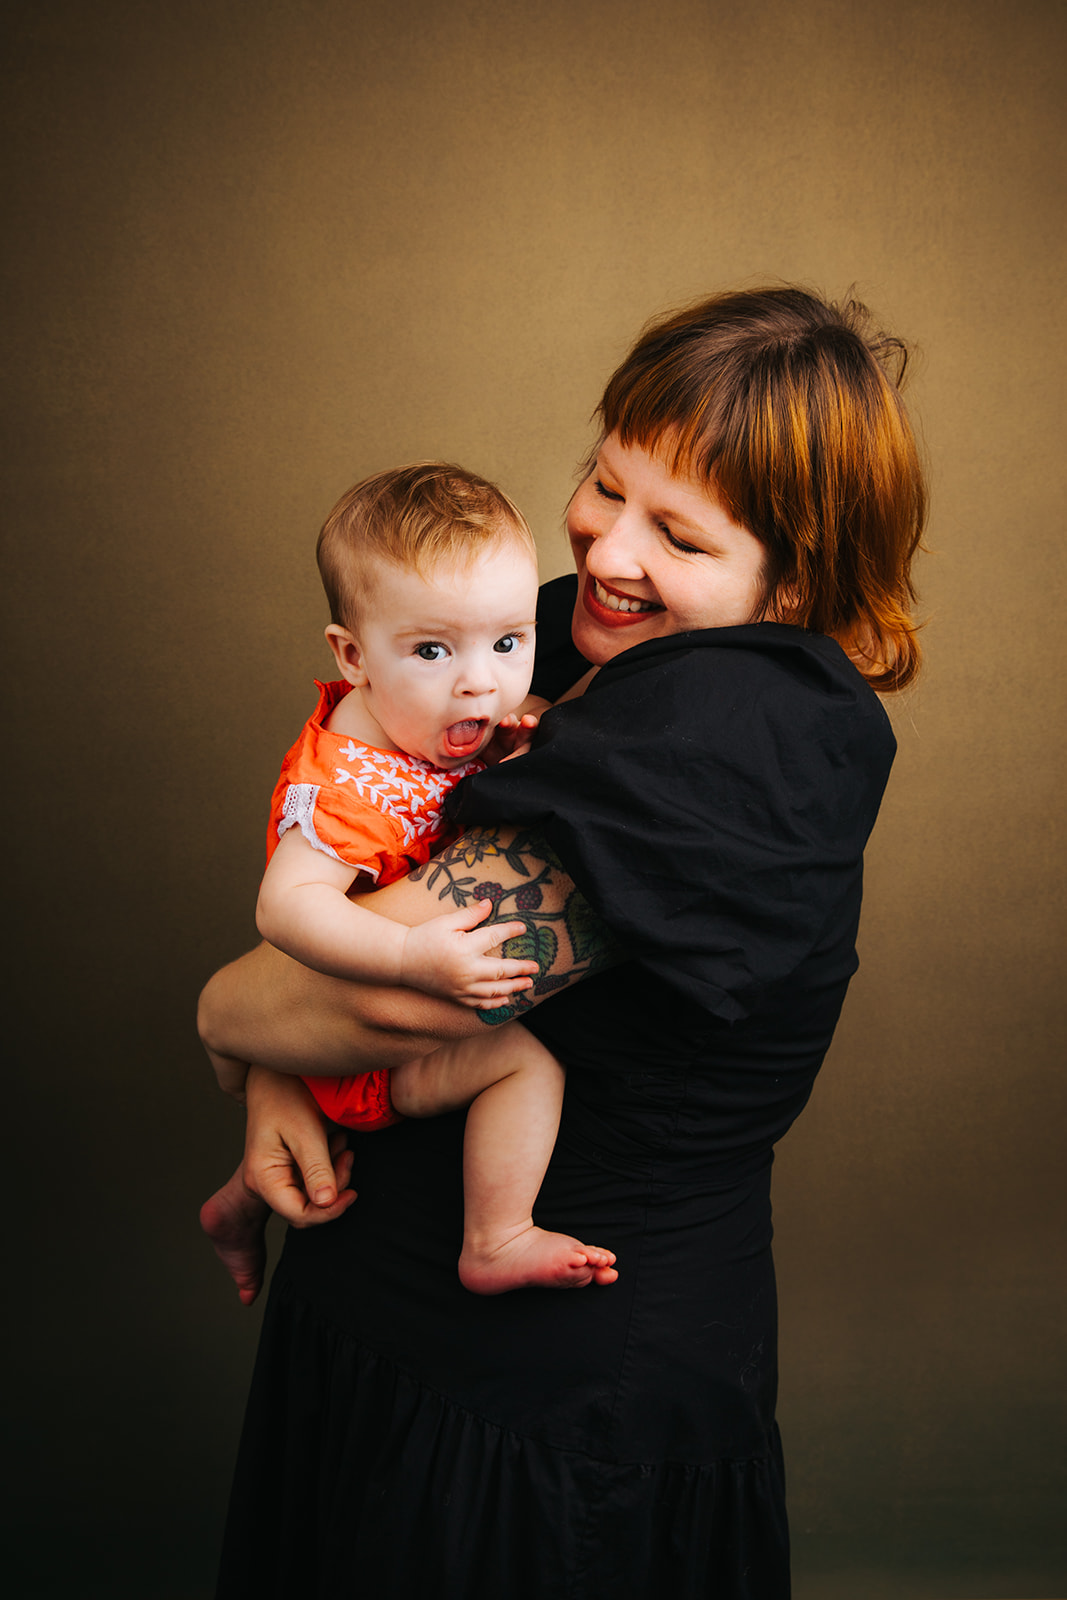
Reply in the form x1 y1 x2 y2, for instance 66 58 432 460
324 624 369 687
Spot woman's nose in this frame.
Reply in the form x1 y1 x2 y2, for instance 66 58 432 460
586 507 645 577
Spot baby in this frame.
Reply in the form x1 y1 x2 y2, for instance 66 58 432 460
200 462 616 1299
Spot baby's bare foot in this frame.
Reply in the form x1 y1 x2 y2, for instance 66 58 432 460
459 1224 618 1295
199 1178 270 1307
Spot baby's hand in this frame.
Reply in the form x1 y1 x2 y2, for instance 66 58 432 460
483 693 551 763
399 898 541 1008
483 711 540 765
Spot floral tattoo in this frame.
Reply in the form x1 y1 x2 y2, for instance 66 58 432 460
408 825 621 1025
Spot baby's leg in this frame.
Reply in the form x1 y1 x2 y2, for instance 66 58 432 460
199 1162 271 1307
391 1024 618 1294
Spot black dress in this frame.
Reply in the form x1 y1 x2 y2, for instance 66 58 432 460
217 578 896 1600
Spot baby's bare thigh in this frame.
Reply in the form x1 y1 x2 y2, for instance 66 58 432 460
390 1023 558 1119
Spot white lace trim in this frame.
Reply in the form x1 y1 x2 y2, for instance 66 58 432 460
276 783 380 880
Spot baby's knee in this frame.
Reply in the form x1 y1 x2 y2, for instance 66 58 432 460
389 1059 439 1119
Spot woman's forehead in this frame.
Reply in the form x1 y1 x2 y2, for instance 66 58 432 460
598 430 716 499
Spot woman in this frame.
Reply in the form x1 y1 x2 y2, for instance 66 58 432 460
200 286 924 1598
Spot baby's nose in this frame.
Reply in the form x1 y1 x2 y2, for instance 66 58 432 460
456 659 499 696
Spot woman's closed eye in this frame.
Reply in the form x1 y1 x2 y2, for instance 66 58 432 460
414 641 450 661
662 527 705 555
595 476 703 554
594 478 623 502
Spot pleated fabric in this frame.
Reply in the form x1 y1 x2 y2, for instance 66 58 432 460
219 1283 789 1600
217 1077 794 1600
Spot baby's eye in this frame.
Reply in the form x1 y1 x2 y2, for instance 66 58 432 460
493 633 521 654
414 642 449 661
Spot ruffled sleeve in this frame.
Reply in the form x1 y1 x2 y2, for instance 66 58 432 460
273 778 403 882
450 621 896 1022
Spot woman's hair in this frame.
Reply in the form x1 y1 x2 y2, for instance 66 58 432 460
596 286 926 689
317 461 536 630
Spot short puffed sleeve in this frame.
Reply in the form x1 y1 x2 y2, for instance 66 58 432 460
450 622 896 1022
265 681 467 882
272 777 405 882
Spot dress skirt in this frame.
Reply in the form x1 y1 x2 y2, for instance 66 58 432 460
217 1039 793 1600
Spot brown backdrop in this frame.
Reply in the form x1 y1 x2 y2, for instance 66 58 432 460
4 2 1065 1596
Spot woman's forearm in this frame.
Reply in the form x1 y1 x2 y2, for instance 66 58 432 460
198 824 621 1079
197 940 481 1078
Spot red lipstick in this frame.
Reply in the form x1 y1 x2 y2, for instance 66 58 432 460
581 574 662 629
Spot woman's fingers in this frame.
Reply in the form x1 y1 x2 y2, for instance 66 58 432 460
248 1146 357 1227
284 1119 358 1215
243 1067 357 1226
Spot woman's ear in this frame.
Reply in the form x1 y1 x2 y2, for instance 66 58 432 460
761 574 802 625
324 624 369 687
772 586 802 624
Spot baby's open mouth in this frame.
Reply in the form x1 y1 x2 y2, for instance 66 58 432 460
444 718 488 757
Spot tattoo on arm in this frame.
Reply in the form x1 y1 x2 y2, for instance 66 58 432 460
408 825 623 1026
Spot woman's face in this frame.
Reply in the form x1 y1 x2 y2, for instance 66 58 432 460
567 434 767 665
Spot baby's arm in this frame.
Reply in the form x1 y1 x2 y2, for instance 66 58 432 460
256 828 539 1008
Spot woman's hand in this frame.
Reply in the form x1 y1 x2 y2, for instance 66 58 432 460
243 1066 358 1225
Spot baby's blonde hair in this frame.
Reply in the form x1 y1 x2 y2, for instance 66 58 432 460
317 462 536 630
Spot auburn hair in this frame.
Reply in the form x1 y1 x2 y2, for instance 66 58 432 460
317 461 535 630
597 287 926 689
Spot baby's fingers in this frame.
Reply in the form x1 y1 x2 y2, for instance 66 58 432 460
445 898 495 932
466 917 532 954
474 987 534 1011
469 971 537 993
466 947 541 976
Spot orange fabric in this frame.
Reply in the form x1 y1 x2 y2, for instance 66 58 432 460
265 682 485 1131
309 1066 402 1131
266 680 484 881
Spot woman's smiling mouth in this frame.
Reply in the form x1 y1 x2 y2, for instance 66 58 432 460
584 575 662 624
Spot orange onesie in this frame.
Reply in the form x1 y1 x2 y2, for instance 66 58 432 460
267 681 485 1129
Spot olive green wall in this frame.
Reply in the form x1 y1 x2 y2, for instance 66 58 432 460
5 2 1064 1595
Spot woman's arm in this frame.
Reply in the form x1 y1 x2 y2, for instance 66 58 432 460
198 823 619 1083
204 823 620 1225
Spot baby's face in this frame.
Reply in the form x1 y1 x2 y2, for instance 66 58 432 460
350 539 538 768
